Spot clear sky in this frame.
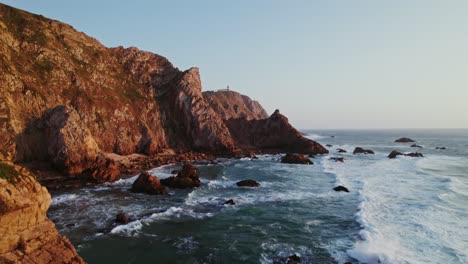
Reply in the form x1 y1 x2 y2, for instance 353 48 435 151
2 0 468 129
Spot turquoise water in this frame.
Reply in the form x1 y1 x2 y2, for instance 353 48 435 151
48 129 468 263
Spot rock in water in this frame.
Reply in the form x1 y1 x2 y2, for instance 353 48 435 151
116 212 130 224
287 254 301 263
236 179 260 187
395 137 416 143
224 199 236 205
333 186 350 192
326 144 333 147
353 147 375 155
329 157 345 162
410 144 422 148
131 172 168 194
281 154 313 165
337 148 347 153
388 150 404 159
405 152 424 157
160 164 201 189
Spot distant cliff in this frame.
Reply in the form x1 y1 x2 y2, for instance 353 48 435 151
203 90 268 120
0 3 326 181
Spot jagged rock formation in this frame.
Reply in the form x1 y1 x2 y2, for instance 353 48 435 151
0 3 325 181
0 162 84 263
224 110 328 154
203 90 268 120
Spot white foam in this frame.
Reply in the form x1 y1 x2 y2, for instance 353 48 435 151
51 194 79 205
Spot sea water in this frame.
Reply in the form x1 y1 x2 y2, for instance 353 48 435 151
48 129 468 263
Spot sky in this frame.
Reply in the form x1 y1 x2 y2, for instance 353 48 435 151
2 0 468 129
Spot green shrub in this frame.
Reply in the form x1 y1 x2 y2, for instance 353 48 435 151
0 162 20 182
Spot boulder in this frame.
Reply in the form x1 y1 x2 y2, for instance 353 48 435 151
353 147 375 155
395 137 415 143
329 157 344 162
236 179 260 187
333 186 349 192
281 154 313 165
410 144 422 148
131 172 168 194
337 148 347 153
388 150 404 159
116 212 130 224
160 164 201 189
224 199 236 205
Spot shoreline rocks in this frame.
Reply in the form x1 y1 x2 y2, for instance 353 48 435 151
131 172 167 194
160 164 201 189
281 154 313 165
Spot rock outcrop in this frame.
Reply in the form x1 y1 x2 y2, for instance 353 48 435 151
0 162 84 263
281 154 313 165
131 172 167 194
203 90 268 120
225 110 328 154
160 164 201 189
395 138 415 143
0 3 326 182
353 147 375 155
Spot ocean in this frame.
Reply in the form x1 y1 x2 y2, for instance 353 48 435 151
48 129 468 264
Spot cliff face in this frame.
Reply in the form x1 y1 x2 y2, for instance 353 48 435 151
0 162 84 263
203 90 268 120
0 3 326 180
225 110 328 154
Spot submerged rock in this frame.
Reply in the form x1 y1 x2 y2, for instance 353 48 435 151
131 172 168 194
333 186 349 192
410 144 422 148
287 254 301 263
326 144 333 147
116 212 130 224
436 147 447 150
395 137 415 143
236 179 260 187
281 154 313 165
337 148 347 153
224 199 236 205
329 157 345 162
160 164 201 189
406 152 424 157
353 147 375 155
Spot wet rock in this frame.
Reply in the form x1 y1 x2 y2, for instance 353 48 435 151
131 172 168 194
337 148 347 153
329 157 344 162
326 144 333 147
160 163 201 189
353 147 375 155
281 154 313 165
405 152 424 157
171 170 179 175
410 144 422 148
236 179 260 187
388 151 423 159
388 150 404 159
333 186 349 192
287 254 301 263
224 199 236 205
116 212 130 224
395 137 415 143
330 135 335 138
436 147 446 150
308 154 315 158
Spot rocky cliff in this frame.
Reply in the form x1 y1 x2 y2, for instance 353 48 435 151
0 3 326 182
0 162 84 263
203 90 268 120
